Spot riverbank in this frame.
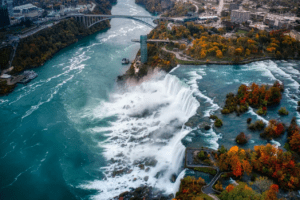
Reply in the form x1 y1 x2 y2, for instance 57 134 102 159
0 19 110 96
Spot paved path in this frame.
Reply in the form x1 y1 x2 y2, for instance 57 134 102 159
19 22 58 39
162 47 193 61
208 194 220 200
191 0 199 13
6 75 24 85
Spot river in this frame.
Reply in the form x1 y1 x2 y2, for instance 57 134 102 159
1 0 300 199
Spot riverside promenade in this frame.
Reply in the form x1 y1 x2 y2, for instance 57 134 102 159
185 147 222 200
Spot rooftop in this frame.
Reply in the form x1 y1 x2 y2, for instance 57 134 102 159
13 3 37 10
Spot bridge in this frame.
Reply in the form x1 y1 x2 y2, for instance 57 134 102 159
63 14 174 28
131 39 186 43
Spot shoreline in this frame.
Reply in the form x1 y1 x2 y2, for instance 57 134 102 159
0 19 111 96
119 46 300 83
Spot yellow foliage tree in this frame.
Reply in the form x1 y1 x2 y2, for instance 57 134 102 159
216 50 223 58
179 44 187 50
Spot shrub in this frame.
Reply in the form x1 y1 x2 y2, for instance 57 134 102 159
215 119 223 127
278 107 288 115
209 115 218 120
256 107 267 116
236 132 248 144
248 120 266 131
214 181 224 192
221 108 230 114
247 118 252 124
198 150 206 160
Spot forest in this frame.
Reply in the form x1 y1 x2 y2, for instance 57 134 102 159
221 81 284 115
148 22 300 62
162 2 196 17
135 0 163 14
0 46 13 71
11 19 109 74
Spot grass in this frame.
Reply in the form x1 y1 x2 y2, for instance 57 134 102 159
194 167 217 175
237 30 248 34
198 193 214 200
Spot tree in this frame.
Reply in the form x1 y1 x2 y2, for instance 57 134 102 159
216 50 223 58
221 183 262 200
179 44 187 50
252 176 274 193
289 132 300 153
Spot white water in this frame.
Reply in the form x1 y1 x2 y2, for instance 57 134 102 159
80 72 199 199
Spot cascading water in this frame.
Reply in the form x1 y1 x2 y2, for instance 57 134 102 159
80 72 200 199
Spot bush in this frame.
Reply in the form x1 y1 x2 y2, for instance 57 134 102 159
209 115 218 120
248 120 266 131
214 181 224 192
198 150 206 160
278 107 288 115
236 132 248 144
215 119 223 127
221 108 230 114
256 107 267 116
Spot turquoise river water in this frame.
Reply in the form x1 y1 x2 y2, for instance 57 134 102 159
1 0 300 199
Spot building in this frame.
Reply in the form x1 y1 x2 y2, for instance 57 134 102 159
277 20 289 29
60 5 65 16
13 3 39 19
229 4 239 11
0 5 10 28
230 9 250 23
250 13 265 22
3 0 13 15
140 35 147 63
264 18 275 27
249 23 268 30
289 30 300 41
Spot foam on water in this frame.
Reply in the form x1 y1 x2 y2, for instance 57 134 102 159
247 108 269 124
265 61 300 90
270 139 281 148
186 70 220 117
80 73 199 199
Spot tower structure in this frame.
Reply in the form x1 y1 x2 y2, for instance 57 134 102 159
140 35 147 63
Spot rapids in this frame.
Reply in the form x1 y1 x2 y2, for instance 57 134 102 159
0 0 300 199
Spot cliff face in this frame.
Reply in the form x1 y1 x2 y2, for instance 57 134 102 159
11 19 110 74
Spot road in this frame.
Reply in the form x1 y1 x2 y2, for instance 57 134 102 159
19 22 58 39
191 0 199 13
217 0 224 16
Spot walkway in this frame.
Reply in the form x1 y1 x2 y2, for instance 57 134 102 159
184 148 222 200
191 0 199 13
162 46 274 65
161 47 193 61
6 75 25 85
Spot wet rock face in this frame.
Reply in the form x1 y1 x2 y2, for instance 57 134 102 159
170 173 177 183
113 186 174 200
185 115 202 128
199 122 211 130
